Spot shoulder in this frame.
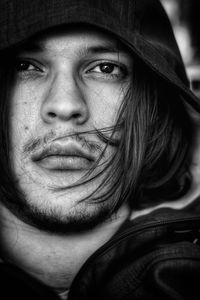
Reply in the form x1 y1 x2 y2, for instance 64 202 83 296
69 204 200 300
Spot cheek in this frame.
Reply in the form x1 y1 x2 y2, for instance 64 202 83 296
85 84 125 127
9 86 40 146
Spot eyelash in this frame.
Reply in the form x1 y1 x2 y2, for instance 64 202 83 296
15 59 128 81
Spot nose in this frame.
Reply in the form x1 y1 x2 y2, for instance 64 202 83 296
41 73 89 125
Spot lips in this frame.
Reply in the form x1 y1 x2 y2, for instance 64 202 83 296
31 141 95 171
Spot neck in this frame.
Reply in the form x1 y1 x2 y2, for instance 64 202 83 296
0 204 129 293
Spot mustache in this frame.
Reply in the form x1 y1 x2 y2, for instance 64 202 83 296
22 128 116 156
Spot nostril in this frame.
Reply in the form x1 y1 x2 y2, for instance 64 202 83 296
48 112 56 118
73 113 81 119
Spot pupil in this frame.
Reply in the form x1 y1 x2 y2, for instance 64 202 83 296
16 61 28 71
100 64 114 73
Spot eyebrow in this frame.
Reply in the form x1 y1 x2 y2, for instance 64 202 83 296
80 45 128 55
16 42 129 57
16 42 44 53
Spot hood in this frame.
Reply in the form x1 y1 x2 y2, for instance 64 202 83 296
0 0 200 113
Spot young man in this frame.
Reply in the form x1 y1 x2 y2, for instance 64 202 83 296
0 0 200 299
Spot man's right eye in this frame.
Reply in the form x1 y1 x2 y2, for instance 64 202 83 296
15 59 41 72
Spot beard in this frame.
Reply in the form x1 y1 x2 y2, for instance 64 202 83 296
3 184 115 234
7 128 120 234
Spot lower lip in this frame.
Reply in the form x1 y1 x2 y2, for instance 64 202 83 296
35 155 93 171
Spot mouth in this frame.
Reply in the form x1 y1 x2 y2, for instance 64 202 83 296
32 141 95 171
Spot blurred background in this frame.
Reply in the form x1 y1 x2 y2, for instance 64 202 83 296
161 0 200 98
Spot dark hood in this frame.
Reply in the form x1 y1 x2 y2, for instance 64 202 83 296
0 0 200 112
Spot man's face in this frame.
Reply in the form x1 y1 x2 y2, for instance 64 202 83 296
9 26 133 231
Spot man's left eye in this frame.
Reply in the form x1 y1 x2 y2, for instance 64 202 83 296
88 62 126 78
96 63 118 74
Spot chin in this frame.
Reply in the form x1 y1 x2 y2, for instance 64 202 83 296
9 192 114 234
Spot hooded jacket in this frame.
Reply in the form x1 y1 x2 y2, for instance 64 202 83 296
1 201 200 300
0 0 200 299
0 0 199 111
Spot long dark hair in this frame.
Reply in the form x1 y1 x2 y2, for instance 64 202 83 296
0 49 195 214
87 57 194 211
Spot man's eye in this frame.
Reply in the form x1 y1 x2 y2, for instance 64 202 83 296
97 63 118 74
88 62 127 79
15 60 40 72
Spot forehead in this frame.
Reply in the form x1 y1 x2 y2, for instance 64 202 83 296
17 25 130 56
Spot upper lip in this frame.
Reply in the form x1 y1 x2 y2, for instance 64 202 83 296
31 141 95 162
